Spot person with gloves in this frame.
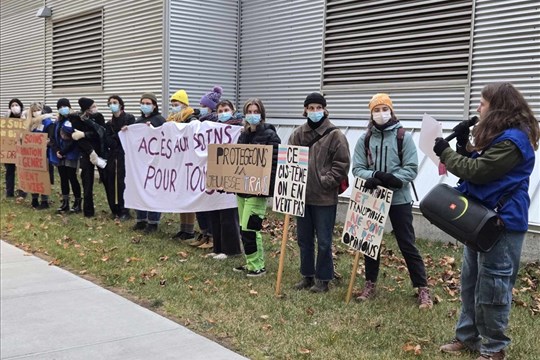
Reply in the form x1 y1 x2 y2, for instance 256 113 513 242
351 93 432 309
70 97 107 217
436 83 538 360
288 92 350 292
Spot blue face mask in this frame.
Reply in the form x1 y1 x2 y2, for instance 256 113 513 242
109 104 120 113
307 111 324 122
199 107 209 116
58 107 70 116
171 105 182 113
218 112 232 122
245 113 261 125
140 104 153 115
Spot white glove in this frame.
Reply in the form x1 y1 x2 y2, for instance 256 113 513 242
72 129 85 141
89 150 98 165
96 157 107 169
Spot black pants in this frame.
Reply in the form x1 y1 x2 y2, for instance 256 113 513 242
4 163 15 197
103 153 128 216
364 203 428 287
209 208 242 255
79 155 95 216
58 165 81 198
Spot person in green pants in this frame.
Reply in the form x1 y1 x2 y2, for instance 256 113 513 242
233 98 281 277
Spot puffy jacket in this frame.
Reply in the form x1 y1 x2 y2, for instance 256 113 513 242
48 116 80 165
237 123 281 198
352 122 417 205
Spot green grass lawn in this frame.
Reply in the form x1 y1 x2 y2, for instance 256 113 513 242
1 172 539 359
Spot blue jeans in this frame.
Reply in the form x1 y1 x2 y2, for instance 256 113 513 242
296 204 337 281
455 230 524 355
136 210 161 225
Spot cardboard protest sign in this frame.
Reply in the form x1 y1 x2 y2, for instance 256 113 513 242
18 168 51 195
16 133 48 171
272 145 308 217
0 117 27 164
119 121 242 212
342 177 393 260
15 132 51 195
206 143 273 196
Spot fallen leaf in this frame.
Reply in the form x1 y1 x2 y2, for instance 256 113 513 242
262 324 272 331
177 251 188 258
101 256 110 262
159 255 169 262
249 289 258 296
298 348 311 354
260 315 269 320
79 270 87 275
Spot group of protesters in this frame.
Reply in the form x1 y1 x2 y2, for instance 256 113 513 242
4 82 539 360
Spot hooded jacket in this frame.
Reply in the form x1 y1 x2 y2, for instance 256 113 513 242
352 122 417 205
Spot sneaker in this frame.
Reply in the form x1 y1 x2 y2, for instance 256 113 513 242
119 213 132 221
233 265 248 272
355 280 376 301
133 221 147 231
477 350 505 360
144 224 158 234
418 287 433 309
309 280 329 293
213 253 228 260
440 339 467 354
246 268 266 277
294 277 314 290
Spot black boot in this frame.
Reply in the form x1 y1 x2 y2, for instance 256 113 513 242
31 198 40 208
38 200 49 210
294 277 314 290
310 280 329 293
57 199 69 213
70 198 82 213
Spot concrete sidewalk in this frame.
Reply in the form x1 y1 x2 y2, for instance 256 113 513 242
0 241 247 360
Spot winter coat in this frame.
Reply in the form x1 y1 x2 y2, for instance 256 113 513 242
352 122 417 205
105 111 135 156
288 118 350 206
70 112 107 157
237 123 281 198
135 110 165 127
48 116 80 165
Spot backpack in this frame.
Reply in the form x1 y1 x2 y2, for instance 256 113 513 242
364 125 418 200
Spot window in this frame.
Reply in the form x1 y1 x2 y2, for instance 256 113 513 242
52 10 103 89
323 0 473 90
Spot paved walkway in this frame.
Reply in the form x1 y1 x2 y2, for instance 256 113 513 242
1 241 247 360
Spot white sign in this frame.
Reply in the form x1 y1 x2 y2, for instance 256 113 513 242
272 145 309 217
342 177 393 260
119 121 242 212
419 113 443 166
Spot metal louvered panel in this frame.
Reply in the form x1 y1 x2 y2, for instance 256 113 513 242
52 9 103 88
42 0 164 117
468 0 540 115
0 0 46 112
239 0 324 118
168 0 239 113
324 0 473 89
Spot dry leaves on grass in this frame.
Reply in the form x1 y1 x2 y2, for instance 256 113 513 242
298 348 311 354
402 343 422 356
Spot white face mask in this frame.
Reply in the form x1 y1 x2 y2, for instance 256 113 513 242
372 110 392 125
10 105 21 115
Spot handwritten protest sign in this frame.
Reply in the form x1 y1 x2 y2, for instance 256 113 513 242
15 132 51 195
120 121 242 212
206 144 273 196
342 177 393 260
272 145 308 217
0 117 27 164
16 133 48 171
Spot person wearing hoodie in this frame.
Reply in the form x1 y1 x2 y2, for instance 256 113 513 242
132 92 166 233
5 98 27 198
167 89 197 240
188 86 222 248
104 95 135 221
205 99 243 260
48 98 81 213
26 102 55 209
288 93 350 293
70 97 107 217
232 98 281 277
351 93 433 309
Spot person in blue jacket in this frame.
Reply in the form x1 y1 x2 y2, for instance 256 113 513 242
352 93 433 309
48 98 81 213
436 82 539 360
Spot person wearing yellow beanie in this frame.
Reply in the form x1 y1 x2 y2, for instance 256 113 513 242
167 89 197 123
